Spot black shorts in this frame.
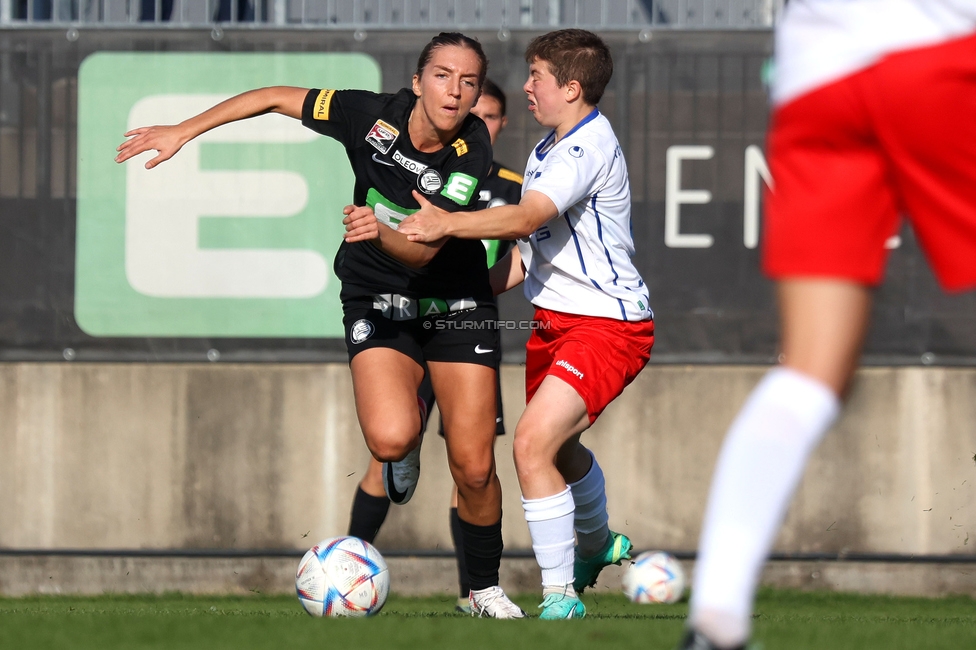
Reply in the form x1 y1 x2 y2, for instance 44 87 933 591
341 295 501 370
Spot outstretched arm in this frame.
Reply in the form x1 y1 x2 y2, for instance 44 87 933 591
399 189 558 242
114 86 309 168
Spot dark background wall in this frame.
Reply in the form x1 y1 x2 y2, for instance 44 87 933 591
0 29 973 364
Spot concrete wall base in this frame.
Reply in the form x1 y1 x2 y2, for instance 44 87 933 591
2 555 974 600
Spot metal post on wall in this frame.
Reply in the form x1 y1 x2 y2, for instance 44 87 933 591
0 0 11 25
273 0 285 25
36 49 52 199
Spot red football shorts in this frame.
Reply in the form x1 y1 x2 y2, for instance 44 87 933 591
525 308 654 423
763 32 976 292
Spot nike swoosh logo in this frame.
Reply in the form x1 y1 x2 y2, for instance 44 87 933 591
372 153 394 166
475 345 494 354
385 462 409 503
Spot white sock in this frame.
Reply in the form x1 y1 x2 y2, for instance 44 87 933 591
522 487 575 587
568 449 611 558
542 583 577 599
690 367 840 647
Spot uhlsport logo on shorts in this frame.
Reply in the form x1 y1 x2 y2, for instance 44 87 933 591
556 359 584 379
350 319 375 344
75 52 380 337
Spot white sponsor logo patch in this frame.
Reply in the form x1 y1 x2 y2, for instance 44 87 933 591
393 150 427 175
350 318 375 344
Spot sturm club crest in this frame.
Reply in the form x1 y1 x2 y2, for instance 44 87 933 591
350 319 374 344
417 169 444 194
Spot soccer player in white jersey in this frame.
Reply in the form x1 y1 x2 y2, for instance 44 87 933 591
677 2 976 648
395 29 654 620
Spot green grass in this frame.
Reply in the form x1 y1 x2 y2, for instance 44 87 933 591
1 590 974 649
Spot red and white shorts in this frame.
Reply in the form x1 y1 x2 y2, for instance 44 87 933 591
525 308 653 423
763 33 976 292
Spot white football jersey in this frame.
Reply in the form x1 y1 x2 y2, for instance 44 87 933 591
517 109 652 322
774 0 976 106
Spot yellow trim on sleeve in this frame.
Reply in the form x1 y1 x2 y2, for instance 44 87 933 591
313 89 335 121
451 138 469 156
496 167 524 184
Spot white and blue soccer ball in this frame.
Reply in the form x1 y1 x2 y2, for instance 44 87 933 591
622 550 686 604
296 536 390 617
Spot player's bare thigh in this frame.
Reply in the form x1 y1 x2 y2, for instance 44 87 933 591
513 374 590 499
777 278 873 397
350 347 426 461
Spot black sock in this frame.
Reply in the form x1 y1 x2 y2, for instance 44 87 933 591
449 508 471 598
457 516 502 592
347 486 390 544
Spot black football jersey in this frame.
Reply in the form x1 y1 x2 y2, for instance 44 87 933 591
477 162 523 266
301 87 493 300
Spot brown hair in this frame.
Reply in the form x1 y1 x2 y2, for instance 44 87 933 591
524 29 613 105
480 78 506 116
415 32 488 89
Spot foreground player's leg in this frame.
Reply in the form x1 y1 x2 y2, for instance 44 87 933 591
449 487 473 613
566 447 632 593
349 351 426 457
515 376 592 619
432 361 524 619
351 349 430 505
347 459 390 543
688 280 870 648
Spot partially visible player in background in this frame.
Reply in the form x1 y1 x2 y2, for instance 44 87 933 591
345 77 523 614
398 29 654 620
680 2 976 648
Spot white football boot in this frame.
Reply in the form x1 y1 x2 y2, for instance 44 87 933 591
468 586 527 619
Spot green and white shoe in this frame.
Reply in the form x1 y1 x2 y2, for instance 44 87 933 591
573 531 633 593
538 591 586 620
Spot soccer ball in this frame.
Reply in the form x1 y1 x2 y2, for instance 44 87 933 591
622 551 686 604
296 536 390 617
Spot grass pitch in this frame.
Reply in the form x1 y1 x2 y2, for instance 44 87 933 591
1 589 974 649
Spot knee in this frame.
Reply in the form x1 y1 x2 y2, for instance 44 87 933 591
512 425 551 475
453 457 496 493
364 425 419 463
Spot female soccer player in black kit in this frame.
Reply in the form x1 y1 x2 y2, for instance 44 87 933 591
346 78 523 614
116 33 525 618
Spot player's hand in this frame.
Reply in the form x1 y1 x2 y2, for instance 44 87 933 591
115 125 187 169
399 191 450 242
343 204 381 242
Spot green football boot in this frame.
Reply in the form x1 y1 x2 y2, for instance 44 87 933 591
573 531 633 593
538 591 586 620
